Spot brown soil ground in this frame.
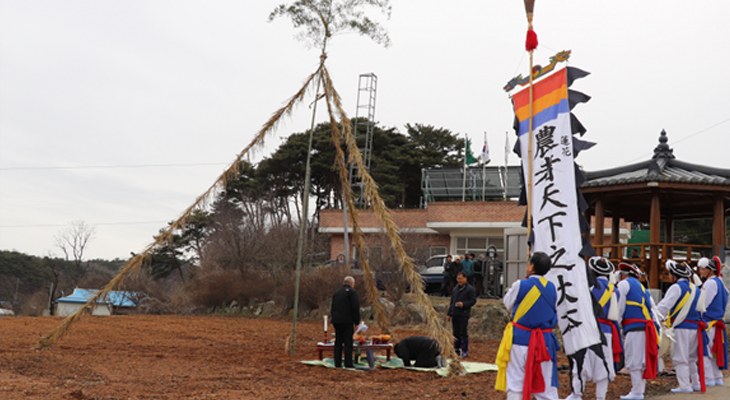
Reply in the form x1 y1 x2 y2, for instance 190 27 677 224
0 315 723 400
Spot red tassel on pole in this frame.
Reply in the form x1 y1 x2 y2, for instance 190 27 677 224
525 29 538 51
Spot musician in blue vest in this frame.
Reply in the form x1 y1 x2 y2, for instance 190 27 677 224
564 257 622 400
617 262 659 400
656 260 708 393
495 251 560 400
698 256 728 387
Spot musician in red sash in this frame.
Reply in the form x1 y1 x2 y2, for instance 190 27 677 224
698 256 728 387
617 263 659 400
496 251 560 400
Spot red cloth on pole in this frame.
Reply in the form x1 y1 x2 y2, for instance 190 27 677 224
514 322 552 400
623 318 658 379
525 29 538 51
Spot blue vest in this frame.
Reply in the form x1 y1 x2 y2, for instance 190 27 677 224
702 277 729 323
511 276 560 387
668 280 702 330
592 278 620 334
621 277 656 334
702 276 728 370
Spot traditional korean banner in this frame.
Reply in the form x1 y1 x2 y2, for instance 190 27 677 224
513 67 601 355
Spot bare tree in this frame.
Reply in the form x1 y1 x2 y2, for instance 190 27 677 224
55 220 96 272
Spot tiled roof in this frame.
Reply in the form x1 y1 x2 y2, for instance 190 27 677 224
583 159 730 187
582 130 730 188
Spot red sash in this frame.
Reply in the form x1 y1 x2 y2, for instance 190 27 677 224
597 317 622 362
513 322 552 400
684 319 707 392
622 318 658 379
710 320 727 368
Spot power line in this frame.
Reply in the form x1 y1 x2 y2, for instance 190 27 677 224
624 116 730 164
0 220 169 228
0 162 229 171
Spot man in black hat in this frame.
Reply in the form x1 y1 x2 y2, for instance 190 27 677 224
656 260 706 393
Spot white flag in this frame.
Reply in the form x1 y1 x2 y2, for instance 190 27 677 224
514 67 601 355
481 133 490 163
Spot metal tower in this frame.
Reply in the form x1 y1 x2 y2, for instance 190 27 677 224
349 73 377 207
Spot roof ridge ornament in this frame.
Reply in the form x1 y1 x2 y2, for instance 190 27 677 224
652 129 675 160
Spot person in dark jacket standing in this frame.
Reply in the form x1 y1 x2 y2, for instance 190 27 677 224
447 271 477 357
331 275 360 368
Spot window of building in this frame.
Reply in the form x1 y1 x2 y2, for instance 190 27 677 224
353 246 383 267
429 246 447 257
455 236 504 259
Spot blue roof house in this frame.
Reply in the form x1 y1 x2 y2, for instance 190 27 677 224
55 288 139 316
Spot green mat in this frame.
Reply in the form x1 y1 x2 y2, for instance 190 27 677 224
301 356 498 377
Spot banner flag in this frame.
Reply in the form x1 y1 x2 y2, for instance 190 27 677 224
466 138 477 165
513 67 601 355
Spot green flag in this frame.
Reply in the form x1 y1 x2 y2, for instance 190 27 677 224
465 139 477 165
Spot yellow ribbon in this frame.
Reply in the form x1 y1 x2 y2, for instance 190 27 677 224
666 291 690 328
495 322 514 391
598 284 614 308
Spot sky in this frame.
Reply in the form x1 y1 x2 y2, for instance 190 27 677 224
1 0 729 260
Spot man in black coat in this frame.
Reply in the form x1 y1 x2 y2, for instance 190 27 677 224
330 275 360 368
394 336 441 368
446 271 477 357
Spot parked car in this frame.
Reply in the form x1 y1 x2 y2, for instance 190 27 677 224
419 255 450 293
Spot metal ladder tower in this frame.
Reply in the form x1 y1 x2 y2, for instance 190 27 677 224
349 73 377 207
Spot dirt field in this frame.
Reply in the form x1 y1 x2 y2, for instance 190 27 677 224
0 314 715 399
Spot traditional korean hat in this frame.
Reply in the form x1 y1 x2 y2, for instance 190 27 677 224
588 257 615 276
665 259 692 279
618 262 644 277
699 256 724 277
712 256 723 276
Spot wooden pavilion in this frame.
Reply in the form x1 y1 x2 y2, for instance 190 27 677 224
581 130 730 289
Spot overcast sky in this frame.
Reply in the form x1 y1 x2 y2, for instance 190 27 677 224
1 0 729 260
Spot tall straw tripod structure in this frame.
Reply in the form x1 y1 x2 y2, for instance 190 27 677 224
40 0 465 376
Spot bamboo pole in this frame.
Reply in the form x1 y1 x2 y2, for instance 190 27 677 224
526 20 535 258
290 41 328 356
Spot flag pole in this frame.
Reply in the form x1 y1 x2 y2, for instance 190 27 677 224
524 0 536 258
462 134 468 202
504 131 509 201
482 131 487 201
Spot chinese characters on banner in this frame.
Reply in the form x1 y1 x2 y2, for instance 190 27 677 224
513 67 601 355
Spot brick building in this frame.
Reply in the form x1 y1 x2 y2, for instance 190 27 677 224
318 200 630 266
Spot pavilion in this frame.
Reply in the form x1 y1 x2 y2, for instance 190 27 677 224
581 130 730 289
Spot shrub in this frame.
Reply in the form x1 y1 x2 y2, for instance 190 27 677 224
188 267 246 310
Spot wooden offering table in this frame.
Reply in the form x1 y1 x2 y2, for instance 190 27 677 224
316 342 394 361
